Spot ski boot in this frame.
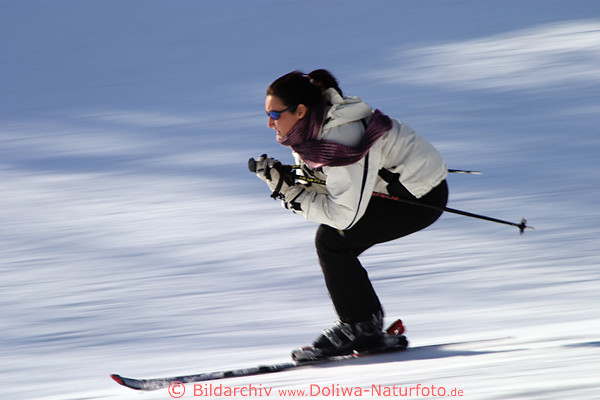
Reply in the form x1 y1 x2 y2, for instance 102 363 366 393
353 318 408 356
292 315 408 361
292 312 386 362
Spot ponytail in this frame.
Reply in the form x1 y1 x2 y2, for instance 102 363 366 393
307 69 343 97
267 69 343 109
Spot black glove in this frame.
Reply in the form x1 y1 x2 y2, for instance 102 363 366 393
249 154 296 199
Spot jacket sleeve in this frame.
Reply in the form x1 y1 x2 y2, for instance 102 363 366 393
294 154 379 230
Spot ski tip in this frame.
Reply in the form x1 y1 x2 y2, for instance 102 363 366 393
110 374 125 386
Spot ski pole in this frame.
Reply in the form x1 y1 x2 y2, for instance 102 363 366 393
370 191 532 235
248 159 532 234
447 169 482 175
289 174 532 234
289 165 481 175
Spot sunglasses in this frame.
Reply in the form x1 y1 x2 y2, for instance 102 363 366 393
266 105 298 120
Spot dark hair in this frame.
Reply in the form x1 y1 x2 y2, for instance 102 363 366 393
308 69 343 97
266 69 343 109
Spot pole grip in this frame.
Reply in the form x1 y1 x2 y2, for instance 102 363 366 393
248 158 257 173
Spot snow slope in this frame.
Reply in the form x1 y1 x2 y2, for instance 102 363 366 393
1 1 599 399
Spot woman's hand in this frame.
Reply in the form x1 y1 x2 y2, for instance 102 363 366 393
251 154 296 200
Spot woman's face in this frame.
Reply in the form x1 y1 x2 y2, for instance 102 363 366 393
265 95 305 140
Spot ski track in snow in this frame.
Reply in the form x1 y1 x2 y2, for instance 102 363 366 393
1 1 599 399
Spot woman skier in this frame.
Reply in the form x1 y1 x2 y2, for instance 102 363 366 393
251 69 448 360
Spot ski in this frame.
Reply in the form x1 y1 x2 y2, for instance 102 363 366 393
111 320 408 391
111 346 407 391
111 361 308 391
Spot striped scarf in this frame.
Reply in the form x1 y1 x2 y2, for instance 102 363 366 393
278 100 393 168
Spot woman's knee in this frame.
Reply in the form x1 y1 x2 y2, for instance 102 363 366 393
315 224 347 253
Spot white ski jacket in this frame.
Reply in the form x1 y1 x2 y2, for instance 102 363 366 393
290 89 447 230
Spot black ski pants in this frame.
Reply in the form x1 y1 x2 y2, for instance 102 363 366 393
315 180 448 323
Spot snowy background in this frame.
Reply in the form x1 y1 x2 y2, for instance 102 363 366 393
1 1 599 399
